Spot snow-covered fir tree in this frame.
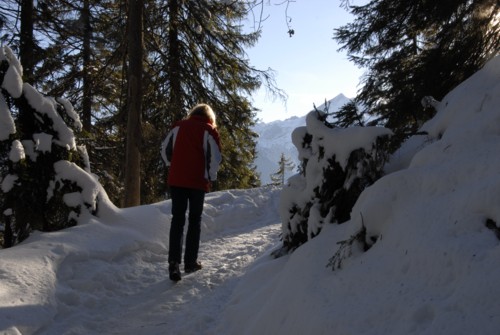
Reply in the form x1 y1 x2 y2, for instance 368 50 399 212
0 46 109 247
278 110 392 251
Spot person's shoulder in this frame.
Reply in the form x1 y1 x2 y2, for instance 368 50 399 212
173 118 197 131
190 116 217 130
171 120 184 129
179 116 218 134
206 123 219 134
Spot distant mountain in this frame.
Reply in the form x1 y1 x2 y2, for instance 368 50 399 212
253 94 351 184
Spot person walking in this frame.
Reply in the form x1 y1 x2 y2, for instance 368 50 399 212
161 103 222 282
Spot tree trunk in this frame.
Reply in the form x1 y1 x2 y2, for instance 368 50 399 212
81 0 92 132
19 0 34 84
124 0 143 207
167 0 184 121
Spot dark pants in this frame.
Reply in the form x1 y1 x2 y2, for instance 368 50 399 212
168 186 206 265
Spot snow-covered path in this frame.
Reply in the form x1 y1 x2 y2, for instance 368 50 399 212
102 224 281 335
18 187 282 335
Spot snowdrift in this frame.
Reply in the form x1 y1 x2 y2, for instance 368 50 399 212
218 55 500 334
0 187 282 334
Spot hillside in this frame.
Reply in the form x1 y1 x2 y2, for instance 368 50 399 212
220 55 500 334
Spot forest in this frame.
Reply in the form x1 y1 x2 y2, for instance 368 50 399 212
0 0 498 248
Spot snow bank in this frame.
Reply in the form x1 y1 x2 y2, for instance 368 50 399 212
219 55 500 334
0 187 282 334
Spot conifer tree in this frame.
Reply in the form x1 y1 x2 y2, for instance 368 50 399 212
2 1 278 204
143 0 278 196
277 111 391 253
270 153 295 186
335 0 499 143
12 1 128 205
0 47 105 247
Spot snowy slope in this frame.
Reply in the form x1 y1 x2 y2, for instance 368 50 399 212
219 55 500 334
253 94 350 184
0 187 282 334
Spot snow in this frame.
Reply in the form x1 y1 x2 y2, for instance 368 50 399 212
1 174 17 193
52 161 109 212
56 97 83 131
0 47 499 335
303 111 392 169
23 84 77 150
8 140 24 163
0 187 282 335
281 107 392 240
0 94 16 141
20 139 37 162
0 46 23 99
33 133 53 153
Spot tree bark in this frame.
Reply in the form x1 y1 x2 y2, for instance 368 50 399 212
19 0 34 84
167 0 183 121
124 0 143 207
81 0 92 132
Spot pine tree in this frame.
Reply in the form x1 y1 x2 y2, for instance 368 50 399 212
2 0 278 205
0 47 105 247
277 111 391 253
331 100 365 128
270 153 295 186
142 0 277 196
335 0 499 143
22 0 128 205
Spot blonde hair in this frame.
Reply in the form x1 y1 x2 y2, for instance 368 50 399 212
188 103 217 127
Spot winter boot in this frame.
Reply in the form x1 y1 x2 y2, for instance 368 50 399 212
169 262 182 282
184 261 203 274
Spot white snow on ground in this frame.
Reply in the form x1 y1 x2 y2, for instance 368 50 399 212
0 187 282 335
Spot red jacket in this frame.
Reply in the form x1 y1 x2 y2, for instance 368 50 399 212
161 115 222 192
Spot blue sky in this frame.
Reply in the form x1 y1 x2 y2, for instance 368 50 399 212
244 0 364 122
